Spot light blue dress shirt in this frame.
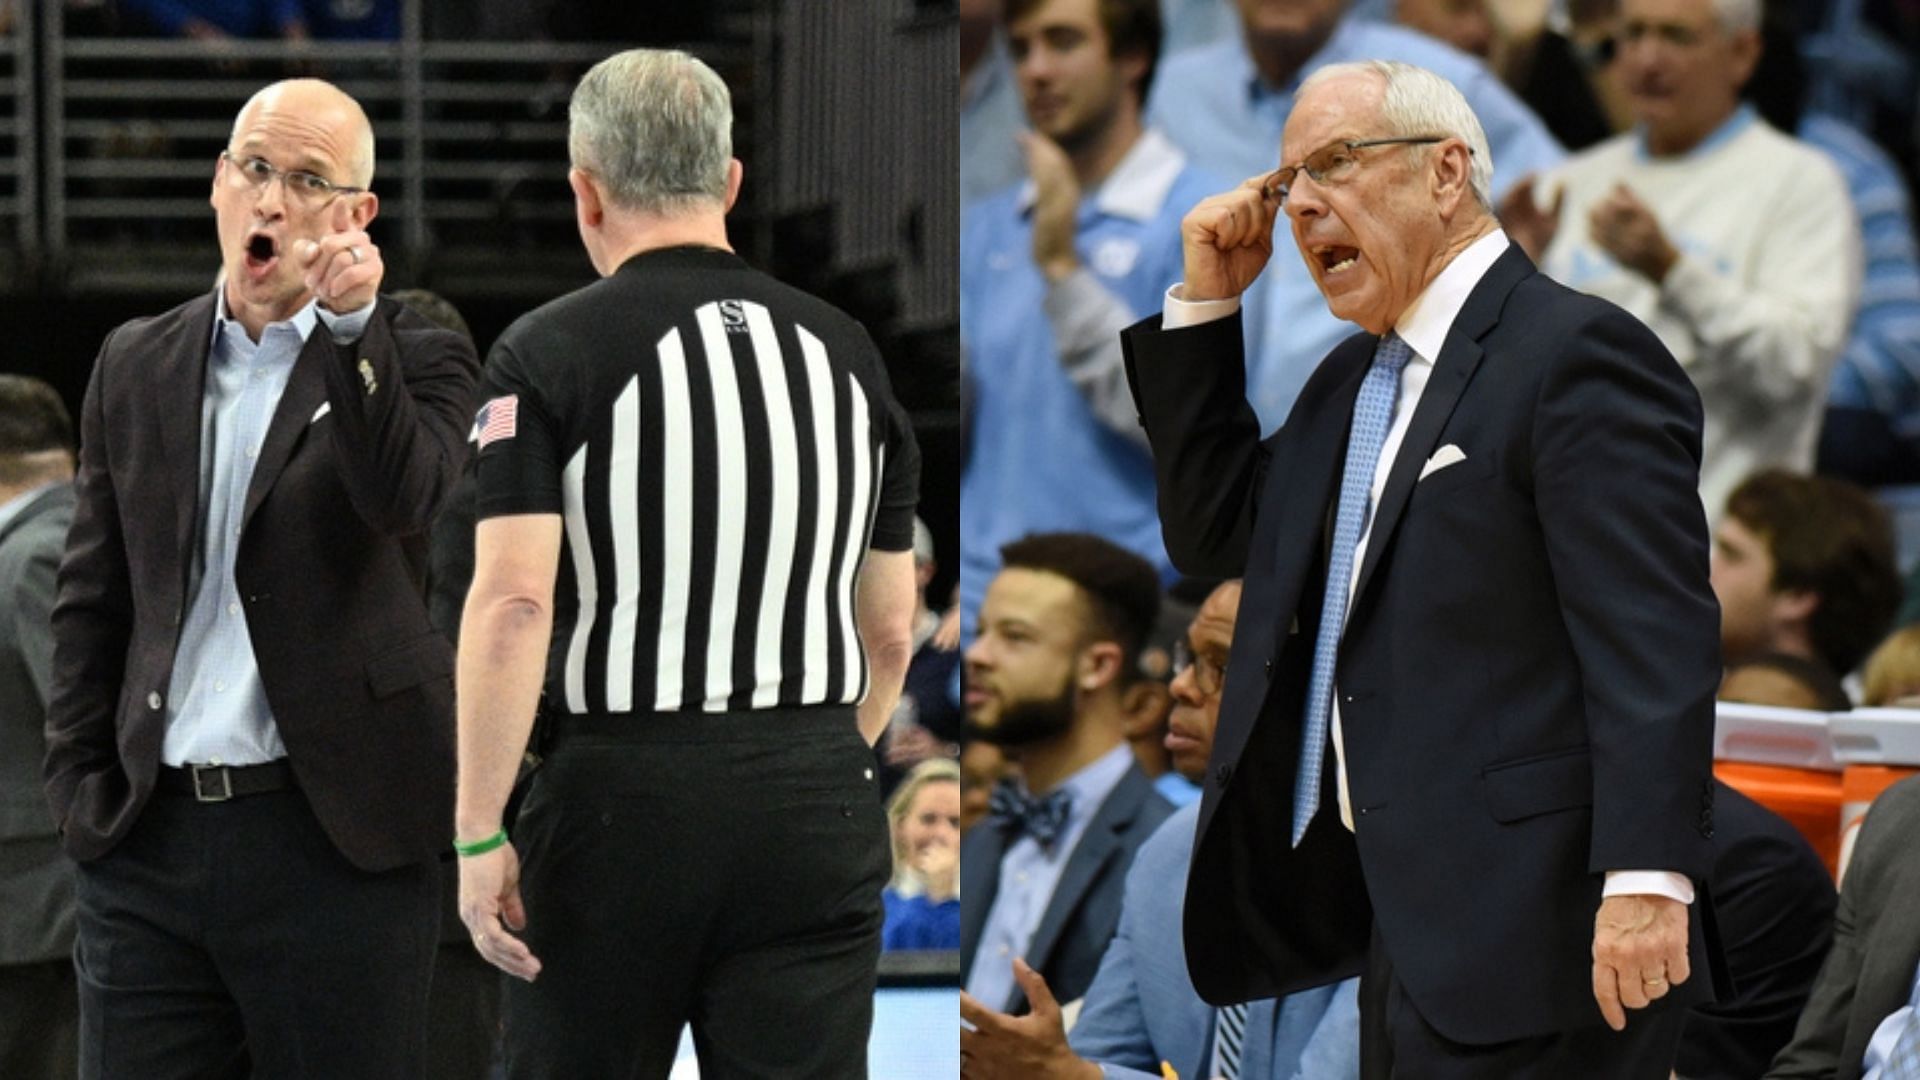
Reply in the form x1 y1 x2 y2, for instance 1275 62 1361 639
965 742 1135 1012
161 287 372 767
1145 18 1565 430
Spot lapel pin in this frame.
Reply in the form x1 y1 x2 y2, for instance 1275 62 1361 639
358 358 378 396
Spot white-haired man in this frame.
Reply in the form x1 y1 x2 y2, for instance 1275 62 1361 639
1503 0 1861 519
1121 60 1724 1076
453 49 921 1078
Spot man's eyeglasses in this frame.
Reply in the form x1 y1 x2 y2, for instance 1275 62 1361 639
1171 638 1227 697
221 151 365 206
1261 136 1453 207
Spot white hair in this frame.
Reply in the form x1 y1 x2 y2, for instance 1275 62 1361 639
1298 60 1495 210
568 49 733 216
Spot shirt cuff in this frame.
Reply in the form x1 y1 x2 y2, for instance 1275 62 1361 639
1162 283 1240 329
315 300 376 344
1602 870 1695 905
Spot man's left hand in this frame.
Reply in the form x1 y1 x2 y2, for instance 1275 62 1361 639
1021 132 1082 285
457 843 543 982
298 199 383 313
1591 893 1690 1032
1588 183 1679 283
959 959 1101 1080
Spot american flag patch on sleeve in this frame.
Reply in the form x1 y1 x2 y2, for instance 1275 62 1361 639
473 395 519 450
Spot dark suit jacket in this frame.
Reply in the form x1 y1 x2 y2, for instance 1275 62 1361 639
960 760 1173 1013
0 482 76 965
1121 245 1724 1045
1766 775 1920 1080
45 293 479 872
1679 782 1835 1080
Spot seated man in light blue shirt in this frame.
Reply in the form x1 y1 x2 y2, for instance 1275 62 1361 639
1144 0 1563 428
963 579 1361 1079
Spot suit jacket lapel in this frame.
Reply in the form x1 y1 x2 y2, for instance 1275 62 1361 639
1351 246 1532 609
1207 344 1369 786
160 297 217 572
1016 766 1151 1009
241 331 331 532
959 820 1008 974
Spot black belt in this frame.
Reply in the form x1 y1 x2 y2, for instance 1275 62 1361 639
156 761 297 802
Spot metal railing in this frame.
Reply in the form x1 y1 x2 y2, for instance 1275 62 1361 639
33 2 754 293
1 0 36 266
4 0 956 336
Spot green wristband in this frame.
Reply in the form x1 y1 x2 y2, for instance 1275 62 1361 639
453 829 509 858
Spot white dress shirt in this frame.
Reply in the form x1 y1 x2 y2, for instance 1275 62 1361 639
1162 229 1692 905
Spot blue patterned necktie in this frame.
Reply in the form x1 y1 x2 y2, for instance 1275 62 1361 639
1213 1003 1249 1079
988 778 1074 848
1293 332 1413 845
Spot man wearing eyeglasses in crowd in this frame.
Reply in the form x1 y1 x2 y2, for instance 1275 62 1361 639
1121 60 1722 1076
45 78 478 1078
1501 0 1860 522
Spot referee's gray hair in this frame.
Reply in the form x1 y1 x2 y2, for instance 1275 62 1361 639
568 49 733 216
1298 60 1494 211
1711 0 1761 34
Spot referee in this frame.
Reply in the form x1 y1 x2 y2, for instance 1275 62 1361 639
453 50 922 1079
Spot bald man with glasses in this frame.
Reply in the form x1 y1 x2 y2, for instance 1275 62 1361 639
45 78 478 1079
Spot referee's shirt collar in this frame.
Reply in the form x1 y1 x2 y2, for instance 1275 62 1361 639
611 244 743 276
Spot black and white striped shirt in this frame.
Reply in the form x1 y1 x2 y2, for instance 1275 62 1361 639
474 245 920 716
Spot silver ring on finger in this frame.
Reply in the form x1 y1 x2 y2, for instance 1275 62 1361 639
349 245 363 265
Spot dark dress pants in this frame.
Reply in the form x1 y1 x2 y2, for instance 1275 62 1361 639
502 706 889 1080
1359 919 1688 1080
73 784 439 1080
0 957 79 1080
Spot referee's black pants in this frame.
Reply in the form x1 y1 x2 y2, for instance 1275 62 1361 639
503 706 889 1079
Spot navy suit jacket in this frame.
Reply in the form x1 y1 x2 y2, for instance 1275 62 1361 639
961 761 1173 1014
1121 245 1724 1044
46 293 479 872
1766 775 1920 1080
1069 800 1361 1080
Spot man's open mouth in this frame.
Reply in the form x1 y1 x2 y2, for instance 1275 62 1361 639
1313 244 1360 274
244 231 278 272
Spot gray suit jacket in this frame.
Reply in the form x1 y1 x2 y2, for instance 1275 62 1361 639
1766 775 1920 1080
1069 800 1361 1080
0 482 76 964
961 761 1174 1013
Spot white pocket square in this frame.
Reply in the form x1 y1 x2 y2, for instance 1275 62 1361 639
310 402 332 424
1418 444 1466 481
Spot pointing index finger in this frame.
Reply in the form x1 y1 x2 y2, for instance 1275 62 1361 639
329 194 355 234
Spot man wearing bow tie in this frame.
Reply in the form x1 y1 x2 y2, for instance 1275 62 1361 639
960 532 1175 1014
1121 61 1722 1076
